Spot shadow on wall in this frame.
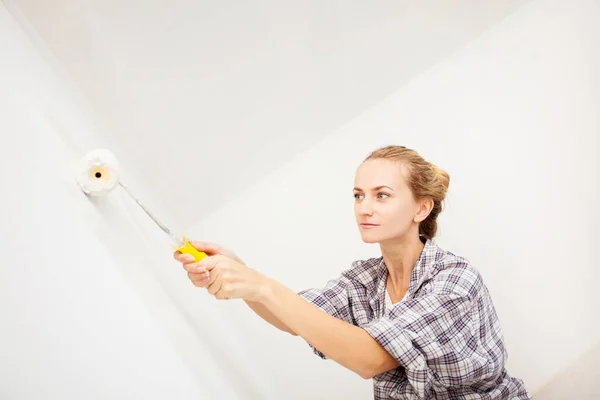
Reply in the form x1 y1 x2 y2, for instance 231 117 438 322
534 342 600 400
79 187 259 400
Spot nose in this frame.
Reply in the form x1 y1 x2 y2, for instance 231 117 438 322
358 197 374 216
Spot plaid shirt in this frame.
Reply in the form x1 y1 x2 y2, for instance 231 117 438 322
298 238 531 400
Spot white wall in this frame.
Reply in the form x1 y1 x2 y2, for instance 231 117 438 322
3 0 526 228
535 342 600 400
184 0 600 397
0 5 243 399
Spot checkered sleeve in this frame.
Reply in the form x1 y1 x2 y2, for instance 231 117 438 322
363 266 500 397
298 276 353 359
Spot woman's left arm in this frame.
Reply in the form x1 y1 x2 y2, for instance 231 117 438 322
191 254 399 379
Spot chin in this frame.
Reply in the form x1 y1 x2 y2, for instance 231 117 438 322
359 232 383 244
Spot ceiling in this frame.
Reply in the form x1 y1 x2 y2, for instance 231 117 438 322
6 0 524 230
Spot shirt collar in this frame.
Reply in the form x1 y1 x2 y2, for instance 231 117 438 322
344 237 443 312
406 237 442 295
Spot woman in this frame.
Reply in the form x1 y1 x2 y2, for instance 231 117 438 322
174 145 531 399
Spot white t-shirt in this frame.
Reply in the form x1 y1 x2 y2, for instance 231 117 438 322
384 289 408 313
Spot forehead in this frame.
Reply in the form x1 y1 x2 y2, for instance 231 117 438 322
354 159 408 189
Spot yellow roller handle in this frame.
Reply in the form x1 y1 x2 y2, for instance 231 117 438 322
175 236 208 262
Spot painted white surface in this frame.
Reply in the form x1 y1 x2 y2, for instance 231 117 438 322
5 0 526 228
0 5 239 400
183 0 600 397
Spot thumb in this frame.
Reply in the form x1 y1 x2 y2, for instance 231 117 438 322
198 254 225 271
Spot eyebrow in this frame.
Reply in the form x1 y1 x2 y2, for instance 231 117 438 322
353 185 394 192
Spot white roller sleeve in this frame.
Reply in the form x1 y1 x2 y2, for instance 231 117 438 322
76 149 120 196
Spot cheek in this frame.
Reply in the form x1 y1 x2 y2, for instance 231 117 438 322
382 201 414 225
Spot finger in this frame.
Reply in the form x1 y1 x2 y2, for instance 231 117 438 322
173 250 195 264
189 241 222 256
214 284 232 300
192 277 210 288
203 267 219 287
181 261 206 273
198 255 225 272
188 271 210 287
207 276 222 296
177 253 196 264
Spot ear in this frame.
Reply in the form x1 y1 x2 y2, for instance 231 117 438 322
414 198 434 223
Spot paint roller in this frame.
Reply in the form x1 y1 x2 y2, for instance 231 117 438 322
75 149 207 262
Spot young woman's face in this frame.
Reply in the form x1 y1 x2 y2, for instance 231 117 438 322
353 159 425 244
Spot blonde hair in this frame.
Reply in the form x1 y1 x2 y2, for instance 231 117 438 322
364 145 450 239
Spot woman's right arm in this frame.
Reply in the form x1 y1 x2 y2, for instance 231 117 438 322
244 299 297 335
177 241 297 334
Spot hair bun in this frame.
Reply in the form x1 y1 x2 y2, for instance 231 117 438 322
431 163 450 195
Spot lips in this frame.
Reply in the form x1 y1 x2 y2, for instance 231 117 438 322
360 223 379 228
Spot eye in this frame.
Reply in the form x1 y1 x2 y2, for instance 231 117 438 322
354 193 364 200
378 192 390 199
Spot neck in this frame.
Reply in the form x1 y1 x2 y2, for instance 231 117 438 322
380 233 425 292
